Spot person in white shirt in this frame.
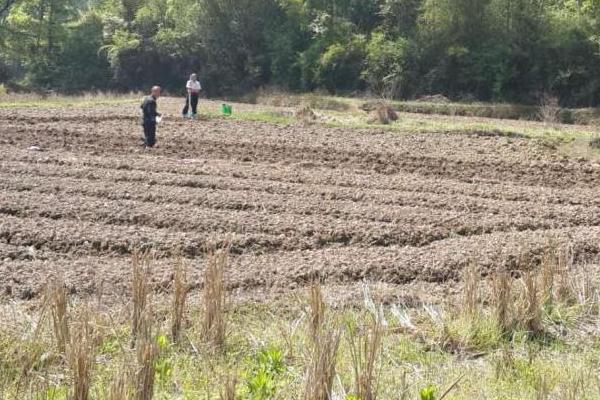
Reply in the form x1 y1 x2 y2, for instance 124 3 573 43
182 73 201 118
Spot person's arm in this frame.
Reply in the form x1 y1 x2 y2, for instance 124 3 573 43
186 81 193 95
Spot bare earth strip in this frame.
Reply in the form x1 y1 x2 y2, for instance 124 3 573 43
1 101 600 302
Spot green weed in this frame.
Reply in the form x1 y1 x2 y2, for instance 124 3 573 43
419 385 437 400
245 346 286 400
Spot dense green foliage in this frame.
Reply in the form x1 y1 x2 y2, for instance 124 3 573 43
2 0 600 105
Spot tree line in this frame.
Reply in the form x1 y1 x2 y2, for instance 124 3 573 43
1 0 600 106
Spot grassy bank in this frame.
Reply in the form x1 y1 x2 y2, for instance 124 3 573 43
246 90 600 126
2 246 600 400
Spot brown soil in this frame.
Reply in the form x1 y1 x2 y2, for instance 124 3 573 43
1 98 600 303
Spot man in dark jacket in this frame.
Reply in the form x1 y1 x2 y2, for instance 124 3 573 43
140 86 162 149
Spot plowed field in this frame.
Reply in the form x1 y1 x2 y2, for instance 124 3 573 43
2 99 600 303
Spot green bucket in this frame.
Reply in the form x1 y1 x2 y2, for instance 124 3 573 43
221 103 232 116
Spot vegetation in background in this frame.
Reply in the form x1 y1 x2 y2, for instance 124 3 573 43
2 0 600 106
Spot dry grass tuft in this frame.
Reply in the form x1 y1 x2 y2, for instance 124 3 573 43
106 369 131 400
304 284 340 400
69 309 94 400
369 103 398 125
463 263 480 317
308 283 325 343
538 94 560 124
46 279 70 355
132 249 152 346
519 272 542 334
296 106 317 124
541 243 573 305
135 310 157 400
202 245 229 347
304 328 340 400
220 374 238 400
493 271 513 334
347 315 384 400
171 256 188 343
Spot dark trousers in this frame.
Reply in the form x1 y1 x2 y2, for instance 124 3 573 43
182 93 199 115
143 122 156 147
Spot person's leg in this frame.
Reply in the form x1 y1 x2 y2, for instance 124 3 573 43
142 123 150 146
191 94 199 116
182 95 190 116
146 123 156 147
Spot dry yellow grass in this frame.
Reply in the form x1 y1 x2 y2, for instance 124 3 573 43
463 263 480 317
132 250 152 346
69 310 93 400
219 374 238 400
304 284 340 400
171 256 188 343
493 271 512 334
46 279 70 355
202 246 229 347
135 310 157 400
106 369 131 400
347 315 384 400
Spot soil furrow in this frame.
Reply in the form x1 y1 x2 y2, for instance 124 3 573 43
3 118 599 188
2 225 600 301
4 156 600 211
2 173 599 233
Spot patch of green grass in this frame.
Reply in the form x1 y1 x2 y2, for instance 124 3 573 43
233 111 294 125
203 109 295 125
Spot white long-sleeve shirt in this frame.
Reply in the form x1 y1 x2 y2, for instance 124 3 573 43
186 80 201 93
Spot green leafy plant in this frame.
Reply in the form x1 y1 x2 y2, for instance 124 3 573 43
420 385 437 400
245 346 285 400
154 334 173 386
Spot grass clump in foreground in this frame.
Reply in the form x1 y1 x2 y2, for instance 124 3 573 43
2 243 600 399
